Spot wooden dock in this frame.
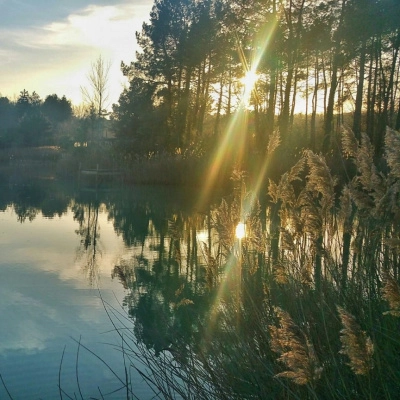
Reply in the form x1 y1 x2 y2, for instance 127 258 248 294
78 164 124 186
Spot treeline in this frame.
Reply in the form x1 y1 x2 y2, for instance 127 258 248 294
111 0 400 158
0 90 73 147
0 90 110 149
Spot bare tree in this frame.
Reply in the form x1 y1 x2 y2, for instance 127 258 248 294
81 55 111 118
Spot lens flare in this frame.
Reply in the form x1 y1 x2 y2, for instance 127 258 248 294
235 222 246 239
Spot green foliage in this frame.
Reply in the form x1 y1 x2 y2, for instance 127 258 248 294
42 94 73 124
0 90 75 148
18 110 52 146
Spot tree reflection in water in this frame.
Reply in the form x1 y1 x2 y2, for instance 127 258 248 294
73 200 102 285
4 171 399 399
108 182 268 399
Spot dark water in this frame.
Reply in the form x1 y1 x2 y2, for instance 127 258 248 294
0 179 220 399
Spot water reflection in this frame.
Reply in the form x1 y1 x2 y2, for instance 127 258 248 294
0 177 224 398
1 176 278 398
73 200 102 284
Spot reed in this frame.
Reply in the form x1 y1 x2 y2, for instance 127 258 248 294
3 127 398 399
93 127 400 399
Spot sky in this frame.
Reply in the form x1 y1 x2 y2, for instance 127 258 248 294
0 0 153 109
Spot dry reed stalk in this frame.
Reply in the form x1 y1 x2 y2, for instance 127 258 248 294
212 198 236 252
338 185 353 228
202 242 218 288
305 150 336 214
385 127 400 179
268 157 305 207
341 125 359 158
382 272 400 317
267 130 281 157
337 306 374 376
269 307 323 386
273 264 288 285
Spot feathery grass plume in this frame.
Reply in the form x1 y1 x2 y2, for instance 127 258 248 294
269 307 323 386
273 263 288 284
305 150 336 213
356 133 385 198
111 263 134 289
202 242 218 288
268 172 296 206
280 227 295 252
297 190 323 243
341 125 359 158
268 178 280 204
212 198 236 252
268 156 305 206
338 185 353 228
239 191 266 255
385 127 400 179
300 259 313 286
337 306 374 375
288 155 306 183
267 129 281 157
382 272 400 317
173 284 194 309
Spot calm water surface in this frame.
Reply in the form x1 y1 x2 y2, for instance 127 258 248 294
0 180 215 399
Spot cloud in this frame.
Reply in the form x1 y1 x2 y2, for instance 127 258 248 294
33 4 147 56
0 289 57 354
0 2 152 105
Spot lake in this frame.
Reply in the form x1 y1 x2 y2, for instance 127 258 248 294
0 179 220 399
2 162 399 400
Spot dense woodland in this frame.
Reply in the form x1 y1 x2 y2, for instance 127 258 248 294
1 0 400 170
111 0 400 159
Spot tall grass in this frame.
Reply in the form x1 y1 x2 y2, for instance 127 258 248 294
4 127 398 399
107 126 400 399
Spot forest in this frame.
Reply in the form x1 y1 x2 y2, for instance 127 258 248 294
110 0 400 163
1 0 400 176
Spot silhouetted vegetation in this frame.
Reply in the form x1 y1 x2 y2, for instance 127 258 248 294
2 0 400 187
1 1 400 398
111 0 400 163
103 127 400 399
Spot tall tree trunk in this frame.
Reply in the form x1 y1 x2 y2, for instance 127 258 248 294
290 65 299 127
323 58 339 153
214 75 224 135
323 0 348 154
265 64 277 144
311 51 319 151
197 57 212 137
353 40 367 141
265 0 278 145
377 32 400 154
280 64 294 142
182 65 193 146
367 41 379 141
304 50 309 137
396 96 400 130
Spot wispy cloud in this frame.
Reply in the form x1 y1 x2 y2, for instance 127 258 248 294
0 2 151 104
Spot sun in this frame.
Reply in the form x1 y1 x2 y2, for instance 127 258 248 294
241 70 259 92
240 70 259 107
